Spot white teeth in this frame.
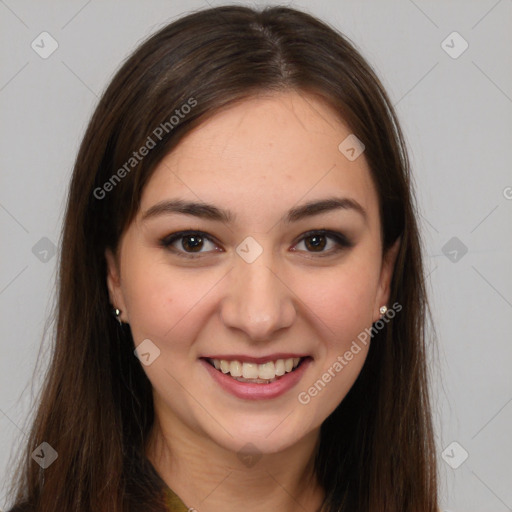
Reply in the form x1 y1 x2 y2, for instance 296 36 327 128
220 360 230 373
229 360 242 377
209 357 303 381
274 359 285 376
258 361 275 380
242 362 259 379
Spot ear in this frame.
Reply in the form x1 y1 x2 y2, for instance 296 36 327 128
373 237 401 322
105 248 128 323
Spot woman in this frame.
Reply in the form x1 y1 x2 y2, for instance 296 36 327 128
6 5 439 511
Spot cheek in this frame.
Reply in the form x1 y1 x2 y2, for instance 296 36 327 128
121 256 218 344
122 273 170 339
290 251 380 413
295 255 381 345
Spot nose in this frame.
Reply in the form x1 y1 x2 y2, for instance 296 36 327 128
220 250 296 341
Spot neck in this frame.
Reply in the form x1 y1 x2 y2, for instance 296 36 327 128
145 412 325 512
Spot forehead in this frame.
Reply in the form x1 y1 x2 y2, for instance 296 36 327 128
139 91 379 227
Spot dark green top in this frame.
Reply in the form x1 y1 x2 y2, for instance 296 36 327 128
145 457 190 511
163 486 190 512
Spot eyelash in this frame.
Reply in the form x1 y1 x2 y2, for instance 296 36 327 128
159 229 353 259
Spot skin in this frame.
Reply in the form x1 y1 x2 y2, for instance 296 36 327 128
106 90 399 512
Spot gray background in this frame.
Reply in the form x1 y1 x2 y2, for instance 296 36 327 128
1 1 511 511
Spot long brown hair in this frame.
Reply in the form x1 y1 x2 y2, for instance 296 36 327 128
6 5 438 511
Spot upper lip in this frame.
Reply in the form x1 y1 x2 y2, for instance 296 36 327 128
201 353 311 364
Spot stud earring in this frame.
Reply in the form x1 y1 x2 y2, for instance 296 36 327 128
113 307 123 325
379 305 388 316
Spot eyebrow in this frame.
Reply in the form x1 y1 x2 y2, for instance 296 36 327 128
141 196 367 224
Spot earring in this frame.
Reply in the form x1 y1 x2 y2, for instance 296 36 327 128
379 305 388 316
113 307 123 325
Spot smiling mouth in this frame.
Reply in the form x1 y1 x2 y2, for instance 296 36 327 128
204 356 309 384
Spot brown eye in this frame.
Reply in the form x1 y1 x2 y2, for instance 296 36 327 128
160 231 221 258
304 234 327 252
292 230 353 256
181 234 204 252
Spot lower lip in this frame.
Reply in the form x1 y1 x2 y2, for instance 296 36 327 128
200 358 312 400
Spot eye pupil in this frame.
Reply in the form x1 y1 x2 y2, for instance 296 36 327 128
182 235 203 252
305 235 326 252
164 230 346 258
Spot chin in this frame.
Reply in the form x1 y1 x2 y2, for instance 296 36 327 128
205 417 316 458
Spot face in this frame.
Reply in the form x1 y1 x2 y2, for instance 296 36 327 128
106 91 398 455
